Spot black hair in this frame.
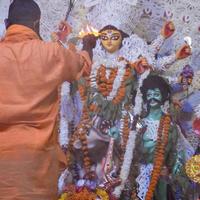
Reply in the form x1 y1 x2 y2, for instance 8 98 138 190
140 75 171 104
6 0 41 33
100 25 129 40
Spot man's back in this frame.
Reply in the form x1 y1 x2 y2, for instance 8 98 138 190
0 24 84 200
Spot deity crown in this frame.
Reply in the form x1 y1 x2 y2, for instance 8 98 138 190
85 0 139 35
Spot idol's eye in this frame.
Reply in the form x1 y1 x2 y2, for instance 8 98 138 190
100 35 109 40
111 35 120 40
147 93 152 98
154 92 161 96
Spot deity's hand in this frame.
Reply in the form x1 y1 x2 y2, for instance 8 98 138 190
54 20 72 43
176 44 192 60
82 34 97 60
82 34 97 50
161 21 175 39
108 127 120 139
133 57 151 74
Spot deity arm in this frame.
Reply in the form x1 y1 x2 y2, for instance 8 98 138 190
149 21 175 55
154 53 176 72
149 34 166 55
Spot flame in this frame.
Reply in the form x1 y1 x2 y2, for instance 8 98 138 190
79 25 99 38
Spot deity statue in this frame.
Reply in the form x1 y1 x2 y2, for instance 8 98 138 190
126 75 193 200
57 0 192 198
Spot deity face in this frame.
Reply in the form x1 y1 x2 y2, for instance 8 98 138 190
146 88 162 108
100 29 122 53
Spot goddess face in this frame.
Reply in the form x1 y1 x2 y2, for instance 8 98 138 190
146 88 162 108
100 29 122 53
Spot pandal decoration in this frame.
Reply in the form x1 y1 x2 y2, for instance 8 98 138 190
185 155 200 184
145 114 171 200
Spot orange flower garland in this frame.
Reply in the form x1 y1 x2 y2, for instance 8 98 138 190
65 82 92 173
59 188 97 200
95 63 132 104
119 115 130 166
145 114 171 200
112 66 132 105
97 65 118 97
75 83 92 173
78 111 92 173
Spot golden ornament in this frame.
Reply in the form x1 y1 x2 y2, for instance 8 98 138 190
185 155 200 183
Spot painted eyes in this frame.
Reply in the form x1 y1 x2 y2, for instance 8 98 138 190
100 35 120 41
147 92 161 98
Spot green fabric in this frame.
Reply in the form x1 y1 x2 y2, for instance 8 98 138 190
154 179 168 200
139 119 179 200
87 72 135 121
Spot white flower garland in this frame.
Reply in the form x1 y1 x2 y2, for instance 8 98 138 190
107 66 126 101
90 43 128 101
119 110 128 141
59 82 70 146
113 129 137 197
133 69 150 116
112 69 150 198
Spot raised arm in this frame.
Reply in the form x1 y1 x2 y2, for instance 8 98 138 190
150 21 175 54
155 44 191 71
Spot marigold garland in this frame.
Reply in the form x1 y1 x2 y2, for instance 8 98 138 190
75 83 92 173
59 188 112 200
97 65 118 97
59 188 97 200
65 82 92 173
95 63 132 104
119 115 130 166
96 188 110 200
145 114 171 200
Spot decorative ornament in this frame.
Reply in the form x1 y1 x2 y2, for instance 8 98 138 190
85 0 141 35
96 188 110 200
185 155 200 184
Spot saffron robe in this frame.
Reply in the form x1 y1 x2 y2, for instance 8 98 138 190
0 24 91 200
